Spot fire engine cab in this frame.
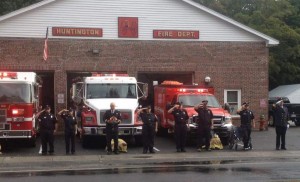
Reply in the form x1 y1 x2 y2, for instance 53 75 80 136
154 81 233 144
0 72 40 147
71 73 148 146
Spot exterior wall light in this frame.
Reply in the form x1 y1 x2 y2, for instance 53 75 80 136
205 76 211 83
91 49 100 54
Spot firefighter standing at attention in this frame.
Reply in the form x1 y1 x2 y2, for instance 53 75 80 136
137 105 158 154
103 102 122 155
168 102 189 152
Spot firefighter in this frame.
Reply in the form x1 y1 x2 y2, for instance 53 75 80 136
103 102 122 155
168 102 189 152
37 105 58 155
58 108 77 155
137 105 158 154
237 102 255 150
273 98 289 150
194 100 214 152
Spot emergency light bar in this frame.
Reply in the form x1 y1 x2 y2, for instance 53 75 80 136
92 73 129 77
178 88 208 93
0 72 17 79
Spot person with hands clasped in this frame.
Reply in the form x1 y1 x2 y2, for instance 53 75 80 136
237 102 255 150
37 105 58 155
136 105 158 154
103 102 122 155
58 108 77 155
168 102 189 152
194 100 214 152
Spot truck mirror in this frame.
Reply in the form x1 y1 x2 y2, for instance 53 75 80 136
72 83 83 105
71 84 76 100
143 83 148 98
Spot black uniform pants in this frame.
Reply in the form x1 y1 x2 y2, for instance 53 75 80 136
106 129 118 152
241 125 251 148
175 123 187 150
142 124 155 152
65 131 75 154
276 126 287 148
41 130 54 154
197 127 211 149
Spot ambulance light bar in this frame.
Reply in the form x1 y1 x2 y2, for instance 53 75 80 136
178 88 208 93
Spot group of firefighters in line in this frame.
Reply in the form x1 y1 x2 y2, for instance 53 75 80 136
35 97 289 155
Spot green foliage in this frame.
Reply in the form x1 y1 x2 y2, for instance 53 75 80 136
0 0 42 16
194 0 300 89
1 0 300 90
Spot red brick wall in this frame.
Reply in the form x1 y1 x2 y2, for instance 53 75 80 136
0 38 269 123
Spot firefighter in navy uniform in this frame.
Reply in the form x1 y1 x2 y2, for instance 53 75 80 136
137 105 158 154
168 102 190 152
194 100 214 152
273 98 289 150
103 102 122 155
37 105 58 155
58 108 77 155
237 102 255 150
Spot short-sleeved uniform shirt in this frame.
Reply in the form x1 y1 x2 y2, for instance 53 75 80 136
139 112 157 126
171 109 189 125
60 113 77 133
38 112 58 132
195 107 213 129
238 109 254 127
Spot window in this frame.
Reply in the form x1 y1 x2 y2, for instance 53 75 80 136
224 89 241 115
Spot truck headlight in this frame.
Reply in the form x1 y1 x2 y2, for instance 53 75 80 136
224 116 232 124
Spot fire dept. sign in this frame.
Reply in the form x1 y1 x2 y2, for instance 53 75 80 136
52 27 103 37
153 30 199 39
118 17 138 38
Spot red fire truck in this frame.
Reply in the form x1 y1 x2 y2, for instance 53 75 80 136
154 81 233 144
0 72 41 147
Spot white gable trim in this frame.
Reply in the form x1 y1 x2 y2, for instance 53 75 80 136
183 0 279 46
0 0 279 46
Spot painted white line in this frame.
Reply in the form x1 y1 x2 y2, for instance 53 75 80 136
153 147 160 151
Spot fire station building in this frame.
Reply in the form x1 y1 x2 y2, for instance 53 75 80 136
0 0 278 120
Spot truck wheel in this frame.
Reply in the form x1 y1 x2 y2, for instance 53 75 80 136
81 136 88 148
295 122 300 126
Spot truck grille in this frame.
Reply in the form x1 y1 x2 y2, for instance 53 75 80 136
213 116 225 127
0 109 6 123
192 115 224 127
100 110 132 124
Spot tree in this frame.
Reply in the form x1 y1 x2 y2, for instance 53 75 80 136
0 0 42 16
194 0 300 89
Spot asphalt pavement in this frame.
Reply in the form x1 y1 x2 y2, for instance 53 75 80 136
0 124 299 173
